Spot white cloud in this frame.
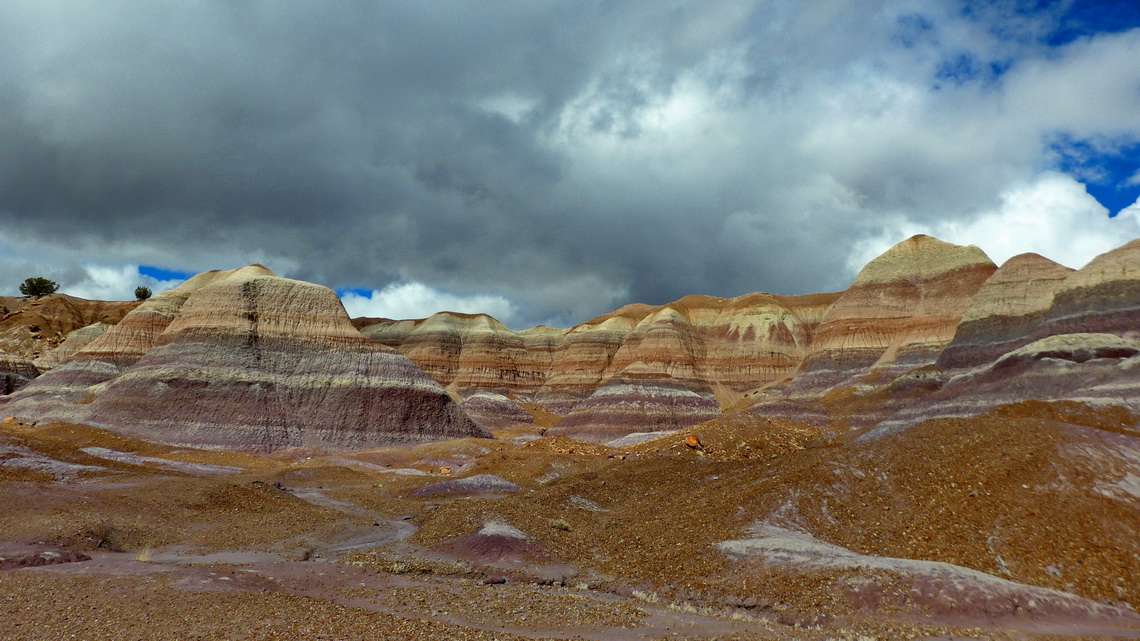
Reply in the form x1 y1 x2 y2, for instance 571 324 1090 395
846 172 1140 275
63 265 185 301
2 4 1140 326
1119 195 1140 223
340 282 520 326
1003 29 1140 137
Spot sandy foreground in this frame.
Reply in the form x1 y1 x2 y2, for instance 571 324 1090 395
1 413 1138 641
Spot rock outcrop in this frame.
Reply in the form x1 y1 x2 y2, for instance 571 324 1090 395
3 267 488 451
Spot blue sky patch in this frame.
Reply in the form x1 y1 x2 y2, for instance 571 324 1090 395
1048 135 1140 215
138 265 195 282
1045 0 1140 46
336 288 373 298
959 0 1140 47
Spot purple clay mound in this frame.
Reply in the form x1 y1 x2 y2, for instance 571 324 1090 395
444 521 546 567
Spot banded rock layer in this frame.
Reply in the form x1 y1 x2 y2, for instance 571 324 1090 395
3 267 487 451
459 391 535 431
866 240 1140 436
358 313 555 398
359 291 838 440
548 378 722 442
937 253 1074 373
1036 238 1140 338
362 235 1139 441
786 235 997 395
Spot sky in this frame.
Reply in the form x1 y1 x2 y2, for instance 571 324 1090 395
1 1 1139 329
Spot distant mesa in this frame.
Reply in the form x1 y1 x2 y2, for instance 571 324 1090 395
2 265 488 451
358 289 838 441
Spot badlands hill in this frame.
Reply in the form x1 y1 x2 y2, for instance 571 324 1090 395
356 290 840 440
1 266 487 451
5 234 1138 449
359 235 1140 442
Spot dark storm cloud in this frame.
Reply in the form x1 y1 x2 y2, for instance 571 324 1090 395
1 1 1139 327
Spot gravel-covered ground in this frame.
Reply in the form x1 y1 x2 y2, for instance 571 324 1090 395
1 409 1137 640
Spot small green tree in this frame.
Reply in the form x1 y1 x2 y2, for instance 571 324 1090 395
19 277 59 298
134 286 153 301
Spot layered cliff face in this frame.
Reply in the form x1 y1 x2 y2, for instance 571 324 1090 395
358 313 555 398
543 296 823 440
349 235 1140 442
459 391 535 431
548 378 722 442
786 235 997 395
697 292 836 398
8 232 1127 448
533 306 648 411
544 304 718 440
3 268 488 451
